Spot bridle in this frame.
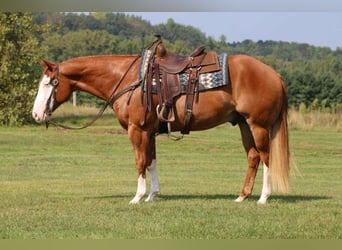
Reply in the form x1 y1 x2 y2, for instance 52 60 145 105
45 54 142 130
45 65 60 120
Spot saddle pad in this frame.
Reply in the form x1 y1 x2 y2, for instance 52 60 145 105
139 49 229 93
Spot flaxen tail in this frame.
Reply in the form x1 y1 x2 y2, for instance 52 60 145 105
269 77 290 193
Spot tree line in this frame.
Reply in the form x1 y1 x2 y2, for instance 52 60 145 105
1 12 341 125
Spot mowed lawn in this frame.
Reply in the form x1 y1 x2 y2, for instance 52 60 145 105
0 114 341 239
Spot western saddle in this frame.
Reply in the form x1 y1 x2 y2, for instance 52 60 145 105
142 35 220 134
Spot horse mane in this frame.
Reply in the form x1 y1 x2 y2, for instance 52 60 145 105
63 54 139 64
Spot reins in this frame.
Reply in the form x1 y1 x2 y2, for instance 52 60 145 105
46 54 142 130
46 102 109 130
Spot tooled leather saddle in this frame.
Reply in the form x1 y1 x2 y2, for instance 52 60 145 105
142 35 220 134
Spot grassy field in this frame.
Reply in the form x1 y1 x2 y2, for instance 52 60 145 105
0 108 341 239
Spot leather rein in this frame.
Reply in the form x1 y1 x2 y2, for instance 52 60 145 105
45 54 141 130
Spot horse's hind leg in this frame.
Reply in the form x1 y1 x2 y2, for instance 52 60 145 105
258 162 271 205
235 119 260 202
247 123 272 204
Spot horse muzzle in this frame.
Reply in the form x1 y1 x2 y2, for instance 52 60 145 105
32 109 49 123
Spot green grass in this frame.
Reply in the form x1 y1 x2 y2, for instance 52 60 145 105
0 111 341 239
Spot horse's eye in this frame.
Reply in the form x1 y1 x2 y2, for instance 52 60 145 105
51 79 59 86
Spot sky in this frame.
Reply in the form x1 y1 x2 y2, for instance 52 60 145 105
1 1 340 49
126 12 342 50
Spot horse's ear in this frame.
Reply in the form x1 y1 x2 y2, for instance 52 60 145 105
41 59 55 70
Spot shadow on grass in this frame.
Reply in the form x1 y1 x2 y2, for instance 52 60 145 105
85 193 331 203
267 194 332 203
158 194 331 203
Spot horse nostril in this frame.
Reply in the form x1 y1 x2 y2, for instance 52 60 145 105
33 112 41 122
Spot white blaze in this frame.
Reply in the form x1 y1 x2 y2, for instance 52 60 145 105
32 75 54 123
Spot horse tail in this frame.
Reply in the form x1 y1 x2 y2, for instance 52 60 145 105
269 76 290 193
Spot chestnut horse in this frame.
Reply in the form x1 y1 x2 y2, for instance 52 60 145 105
32 52 290 205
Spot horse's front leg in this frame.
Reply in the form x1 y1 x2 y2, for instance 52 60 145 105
145 135 160 202
144 159 159 202
128 124 159 204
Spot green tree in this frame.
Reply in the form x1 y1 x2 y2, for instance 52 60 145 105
154 18 206 50
42 30 119 61
0 13 45 126
205 36 217 51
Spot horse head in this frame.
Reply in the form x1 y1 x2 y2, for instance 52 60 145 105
32 60 73 123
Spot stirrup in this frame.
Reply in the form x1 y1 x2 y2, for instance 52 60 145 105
167 122 184 141
156 104 175 123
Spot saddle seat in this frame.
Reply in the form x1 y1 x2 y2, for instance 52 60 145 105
156 44 206 74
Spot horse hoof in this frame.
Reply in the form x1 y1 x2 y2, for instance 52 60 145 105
257 198 267 205
144 197 154 203
234 196 245 203
129 200 140 205
129 196 142 205
145 192 159 202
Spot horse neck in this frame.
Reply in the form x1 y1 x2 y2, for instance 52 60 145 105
60 55 139 101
